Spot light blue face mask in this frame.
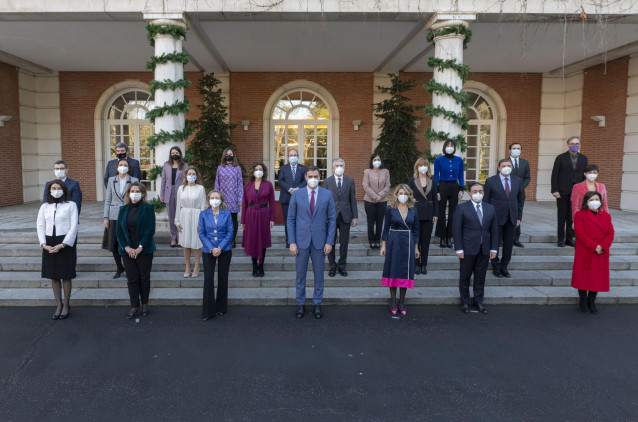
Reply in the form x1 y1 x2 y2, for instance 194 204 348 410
510 149 521 158
289 156 298 164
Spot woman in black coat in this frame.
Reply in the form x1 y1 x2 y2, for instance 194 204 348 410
407 158 438 275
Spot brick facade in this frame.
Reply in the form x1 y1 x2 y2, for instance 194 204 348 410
0 63 23 207
59 71 204 201
401 72 542 201
581 57 629 209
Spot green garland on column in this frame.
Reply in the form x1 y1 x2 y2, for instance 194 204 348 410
146 24 187 47
423 25 472 154
149 79 192 95
146 52 190 70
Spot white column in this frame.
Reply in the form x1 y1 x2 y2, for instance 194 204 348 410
621 54 638 211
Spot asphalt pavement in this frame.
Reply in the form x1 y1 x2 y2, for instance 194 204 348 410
1 305 637 421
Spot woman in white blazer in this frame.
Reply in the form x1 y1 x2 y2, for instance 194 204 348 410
102 159 138 279
37 180 79 320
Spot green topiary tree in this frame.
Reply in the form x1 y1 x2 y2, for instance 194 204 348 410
185 73 238 190
373 74 420 186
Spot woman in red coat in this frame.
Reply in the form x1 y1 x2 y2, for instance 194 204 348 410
241 162 275 277
571 191 614 314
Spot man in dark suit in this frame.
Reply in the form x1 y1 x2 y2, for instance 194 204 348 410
484 159 524 278
508 142 530 248
453 182 498 314
104 142 141 188
43 160 82 216
323 158 358 277
551 136 588 247
277 148 307 247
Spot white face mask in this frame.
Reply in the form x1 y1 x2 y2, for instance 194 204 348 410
397 194 408 204
510 149 521 158
254 170 264 179
501 166 513 176
187 175 197 183
129 192 142 202
118 166 129 175
334 166 344 176
307 177 319 188
586 173 598 182
372 160 381 168
471 193 483 203
445 147 455 155
54 169 66 179
418 166 428 174
51 189 64 199
587 200 601 210
289 156 298 164
210 199 222 208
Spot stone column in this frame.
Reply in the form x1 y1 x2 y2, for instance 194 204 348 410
143 12 188 193
427 14 475 155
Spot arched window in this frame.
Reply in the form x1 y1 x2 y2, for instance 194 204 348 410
105 89 156 193
271 89 332 186
464 91 496 184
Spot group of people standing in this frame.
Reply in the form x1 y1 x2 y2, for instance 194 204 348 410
36 135 614 321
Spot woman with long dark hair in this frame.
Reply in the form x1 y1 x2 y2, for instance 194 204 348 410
160 146 188 247
214 147 243 248
37 180 78 320
433 140 465 248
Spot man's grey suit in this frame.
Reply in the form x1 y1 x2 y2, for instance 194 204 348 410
323 175 358 272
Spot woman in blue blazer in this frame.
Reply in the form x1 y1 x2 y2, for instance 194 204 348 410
116 182 156 320
198 189 234 321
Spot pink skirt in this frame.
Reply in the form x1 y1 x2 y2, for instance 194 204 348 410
381 277 414 289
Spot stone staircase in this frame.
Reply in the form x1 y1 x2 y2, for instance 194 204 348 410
2 230 638 307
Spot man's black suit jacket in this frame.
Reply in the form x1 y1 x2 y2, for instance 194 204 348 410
452 200 499 256
484 174 524 226
550 151 588 195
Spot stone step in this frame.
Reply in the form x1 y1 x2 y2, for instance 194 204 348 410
1 269 636 289
2 286 637 306
2 242 637 258
2 255 638 272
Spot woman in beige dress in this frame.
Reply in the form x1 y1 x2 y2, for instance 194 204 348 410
175 166 207 277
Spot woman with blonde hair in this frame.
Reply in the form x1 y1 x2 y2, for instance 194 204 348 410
214 147 243 248
199 189 234 321
407 158 438 275
175 166 207 278
380 184 420 315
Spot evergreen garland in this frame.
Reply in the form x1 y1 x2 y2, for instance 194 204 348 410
373 74 420 186
427 57 470 82
145 100 190 123
149 78 192 95
147 165 164 182
424 105 469 130
146 24 187 47
424 80 469 107
146 52 190 70
426 25 472 49
147 122 194 149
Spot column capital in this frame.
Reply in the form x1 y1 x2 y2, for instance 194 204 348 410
143 11 189 29
426 12 476 31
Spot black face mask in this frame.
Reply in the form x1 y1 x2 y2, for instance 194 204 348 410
116 153 127 159
171 154 181 161
225 155 234 162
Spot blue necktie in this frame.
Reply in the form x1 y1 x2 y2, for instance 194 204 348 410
476 204 483 226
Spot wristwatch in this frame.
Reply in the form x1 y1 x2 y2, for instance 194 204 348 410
60 243 66 249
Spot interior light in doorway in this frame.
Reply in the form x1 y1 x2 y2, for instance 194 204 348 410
241 120 250 131
0 116 12 127
590 116 605 127
352 120 361 131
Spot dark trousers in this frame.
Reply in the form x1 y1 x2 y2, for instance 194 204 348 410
436 181 460 239
122 253 153 307
556 196 574 242
281 203 290 243
459 249 489 305
112 250 124 273
364 200 386 243
328 213 351 271
202 250 232 318
417 220 434 267
492 221 515 270
514 224 521 242
231 213 238 247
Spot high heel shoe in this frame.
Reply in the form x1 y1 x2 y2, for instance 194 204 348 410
191 270 200 278
126 307 139 319
390 301 398 315
398 302 407 315
59 305 71 320
52 303 62 320
141 304 149 317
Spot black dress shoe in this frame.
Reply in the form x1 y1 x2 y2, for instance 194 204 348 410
440 238 446 248
513 240 524 248
338 269 347 277
461 303 470 314
565 240 576 247
258 264 265 277
493 268 503 278
446 239 453 248
202 317 211 322
422 266 427 275
501 268 511 278
476 303 488 314
415 266 421 275
314 305 323 319
557 240 565 247
329 268 336 277
286 243 290 248
126 307 139 320
296 305 305 319
113 272 122 279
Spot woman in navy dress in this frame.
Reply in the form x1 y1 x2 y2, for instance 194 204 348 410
199 189 234 321
434 139 465 248
380 184 420 315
